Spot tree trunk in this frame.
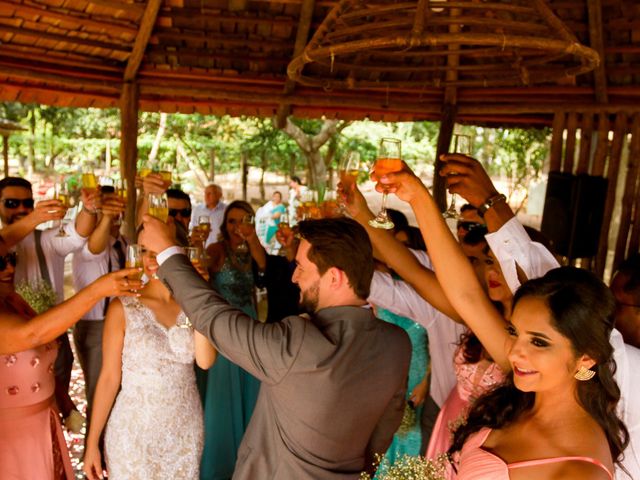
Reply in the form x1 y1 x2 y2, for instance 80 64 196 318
260 150 267 201
241 152 248 201
148 112 167 168
278 117 343 200
289 152 296 179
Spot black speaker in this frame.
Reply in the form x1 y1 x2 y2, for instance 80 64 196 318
540 172 608 259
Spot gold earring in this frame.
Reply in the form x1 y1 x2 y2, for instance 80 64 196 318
574 365 596 381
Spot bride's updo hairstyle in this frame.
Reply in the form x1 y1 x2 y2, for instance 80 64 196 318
450 267 629 467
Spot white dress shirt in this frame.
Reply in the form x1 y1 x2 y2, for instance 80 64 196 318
14 223 86 304
190 201 227 247
72 236 127 320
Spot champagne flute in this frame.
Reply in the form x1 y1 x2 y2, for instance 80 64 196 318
369 138 402 229
198 215 212 239
148 193 169 222
443 133 473 220
338 151 362 197
114 178 127 226
236 214 254 253
125 244 144 282
159 168 172 184
185 246 208 280
82 171 98 191
138 161 152 179
54 180 70 237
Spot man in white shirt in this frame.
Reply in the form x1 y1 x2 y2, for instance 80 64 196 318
0 176 99 429
190 184 226 247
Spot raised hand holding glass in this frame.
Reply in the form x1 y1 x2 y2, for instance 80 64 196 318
369 138 402 229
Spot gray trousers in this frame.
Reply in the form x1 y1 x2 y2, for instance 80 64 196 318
73 320 105 412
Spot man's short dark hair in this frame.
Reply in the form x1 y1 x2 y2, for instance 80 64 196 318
297 218 374 299
166 188 191 207
290 176 302 185
0 177 32 197
616 253 640 304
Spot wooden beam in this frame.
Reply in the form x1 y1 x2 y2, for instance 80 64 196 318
276 0 316 127
595 113 628 277
85 0 145 15
228 0 248 11
0 0 138 35
0 25 131 52
160 10 298 27
123 0 163 82
1 65 121 92
0 58 121 82
433 103 457 211
152 31 291 49
119 81 139 241
0 46 123 72
586 0 608 104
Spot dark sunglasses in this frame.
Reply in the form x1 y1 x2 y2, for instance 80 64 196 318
0 252 17 271
456 220 483 231
3 198 35 209
168 208 192 218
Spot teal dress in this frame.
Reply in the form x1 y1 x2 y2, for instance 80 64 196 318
374 308 429 474
197 244 261 480
265 203 286 244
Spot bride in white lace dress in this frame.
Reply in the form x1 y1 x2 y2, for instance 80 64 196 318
83 247 216 480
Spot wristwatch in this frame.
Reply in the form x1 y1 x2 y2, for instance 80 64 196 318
477 193 506 217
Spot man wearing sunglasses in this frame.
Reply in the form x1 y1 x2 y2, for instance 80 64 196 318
0 175 100 432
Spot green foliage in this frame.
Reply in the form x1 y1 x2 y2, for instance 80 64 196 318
1 101 549 208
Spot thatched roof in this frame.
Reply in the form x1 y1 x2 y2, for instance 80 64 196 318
0 0 638 124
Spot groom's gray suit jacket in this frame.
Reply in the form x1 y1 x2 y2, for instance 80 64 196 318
159 254 411 479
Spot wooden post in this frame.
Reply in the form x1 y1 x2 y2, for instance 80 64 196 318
2 135 8 177
549 112 566 172
564 112 579 174
120 81 140 241
433 103 457 211
595 114 627 277
613 113 640 271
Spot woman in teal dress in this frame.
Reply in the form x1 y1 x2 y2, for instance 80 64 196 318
201 200 266 480
374 307 429 473
264 191 286 246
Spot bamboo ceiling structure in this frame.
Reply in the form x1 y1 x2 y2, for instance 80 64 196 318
0 0 639 271
0 0 639 125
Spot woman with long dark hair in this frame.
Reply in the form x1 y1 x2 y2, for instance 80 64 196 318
374 165 628 479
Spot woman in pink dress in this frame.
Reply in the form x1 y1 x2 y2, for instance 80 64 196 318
425 232 510 465
0 242 140 480
377 165 628 479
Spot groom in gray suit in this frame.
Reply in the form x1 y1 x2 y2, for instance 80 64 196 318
140 216 411 479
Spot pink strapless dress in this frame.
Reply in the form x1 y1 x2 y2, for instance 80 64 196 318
426 346 506 477
456 427 614 479
0 341 74 480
